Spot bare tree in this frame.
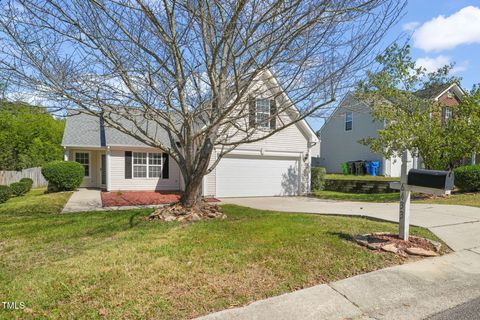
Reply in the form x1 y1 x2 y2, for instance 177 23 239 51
0 0 405 208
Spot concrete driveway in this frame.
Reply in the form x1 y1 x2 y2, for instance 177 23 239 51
220 196 480 251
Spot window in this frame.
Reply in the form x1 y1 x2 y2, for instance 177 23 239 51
133 152 147 178
148 153 163 178
75 152 90 177
345 111 353 131
133 152 165 178
256 99 270 128
443 107 452 122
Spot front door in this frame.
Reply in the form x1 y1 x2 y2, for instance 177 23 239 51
100 154 106 188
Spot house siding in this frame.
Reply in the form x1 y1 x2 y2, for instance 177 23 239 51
109 147 181 191
319 93 386 174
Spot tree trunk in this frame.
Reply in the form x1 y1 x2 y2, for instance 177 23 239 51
179 136 215 208
180 173 204 208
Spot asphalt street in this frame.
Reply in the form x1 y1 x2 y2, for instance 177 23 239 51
427 296 480 320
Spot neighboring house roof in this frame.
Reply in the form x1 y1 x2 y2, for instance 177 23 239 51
414 82 465 100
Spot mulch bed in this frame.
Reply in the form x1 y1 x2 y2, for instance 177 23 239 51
101 191 221 207
101 191 182 207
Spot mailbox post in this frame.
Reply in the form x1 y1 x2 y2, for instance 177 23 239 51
399 150 412 240
394 150 454 240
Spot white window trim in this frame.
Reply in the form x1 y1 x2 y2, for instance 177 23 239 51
345 111 353 131
256 98 271 129
74 151 91 178
443 107 453 121
132 152 165 179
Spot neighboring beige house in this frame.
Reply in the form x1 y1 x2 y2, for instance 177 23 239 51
318 83 465 177
61 72 319 197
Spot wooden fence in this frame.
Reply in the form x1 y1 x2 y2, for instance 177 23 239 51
0 167 48 188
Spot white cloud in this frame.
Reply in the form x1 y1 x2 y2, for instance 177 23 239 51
402 21 420 31
413 6 480 51
416 56 468 74
416 56 451 73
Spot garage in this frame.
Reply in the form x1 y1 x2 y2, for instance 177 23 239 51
216 155 300 197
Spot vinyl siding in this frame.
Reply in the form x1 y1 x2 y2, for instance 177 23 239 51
109 147 181 191
319 93 385 174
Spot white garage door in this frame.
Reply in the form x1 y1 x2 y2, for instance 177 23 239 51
216 155 300 197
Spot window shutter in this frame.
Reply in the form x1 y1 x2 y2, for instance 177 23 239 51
162 153 169 179
270 99 277 130
249 96 256 128
125 151 132 179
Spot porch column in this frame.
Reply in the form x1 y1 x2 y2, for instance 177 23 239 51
298 153 303 195
63 147 69 161
106 146 111 191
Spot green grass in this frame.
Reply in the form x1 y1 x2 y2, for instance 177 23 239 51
313 189 480 208
313 190 401 202
0 189 440 319
413 192 480 208
326 174 400 182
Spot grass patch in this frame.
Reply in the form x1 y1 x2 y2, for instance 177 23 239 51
326 174 400 182
313 190 400 202
413 192 480 208
313 190 480 208
0 190 439 319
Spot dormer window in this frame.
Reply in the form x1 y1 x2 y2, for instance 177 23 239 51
345 111 353 131
256 99 270 128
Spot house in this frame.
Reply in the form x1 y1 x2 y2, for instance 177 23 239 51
61 72 319 198
318 83 465 177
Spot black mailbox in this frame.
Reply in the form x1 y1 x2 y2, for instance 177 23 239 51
407 169 454 190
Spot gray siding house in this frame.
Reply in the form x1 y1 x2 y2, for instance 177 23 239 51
318 83 465 177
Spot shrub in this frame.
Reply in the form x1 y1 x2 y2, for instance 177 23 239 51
9 182 30 196
311 167 327 192
20 177 33 188
454 165 480 192
42 161 84 192
0 185 12 204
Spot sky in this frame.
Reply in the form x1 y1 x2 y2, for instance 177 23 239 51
308 0 480 132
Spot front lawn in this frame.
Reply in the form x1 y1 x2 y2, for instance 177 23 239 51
1 189 439 319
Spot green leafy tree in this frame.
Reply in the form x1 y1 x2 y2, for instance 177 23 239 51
0 101 65 170
356 44 480 170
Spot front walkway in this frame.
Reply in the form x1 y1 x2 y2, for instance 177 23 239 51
62 188 103 213
198 197 480 319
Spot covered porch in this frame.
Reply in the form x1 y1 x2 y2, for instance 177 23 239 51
64 147 109 190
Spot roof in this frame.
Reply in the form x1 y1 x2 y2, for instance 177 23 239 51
61 111 177 148
414 83 464 100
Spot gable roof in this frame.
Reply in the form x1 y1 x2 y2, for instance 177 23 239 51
61 111 178 148
414 83 464 100
62 70 318 148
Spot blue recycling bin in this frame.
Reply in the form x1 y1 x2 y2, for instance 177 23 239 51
364 161 371 175
370 161 380 176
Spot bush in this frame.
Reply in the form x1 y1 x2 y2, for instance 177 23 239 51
311 167 327 192
9 182 30 196
0 185 12 204
20 177 33 188
42 161 84 192
454 165 480 192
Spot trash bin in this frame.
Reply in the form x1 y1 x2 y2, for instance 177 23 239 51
354 161 365 175
370 161 380 176
347 161 355 175
341 162 349 175
364 161 371 175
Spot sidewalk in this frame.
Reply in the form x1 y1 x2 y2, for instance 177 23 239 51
198 197 480 320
